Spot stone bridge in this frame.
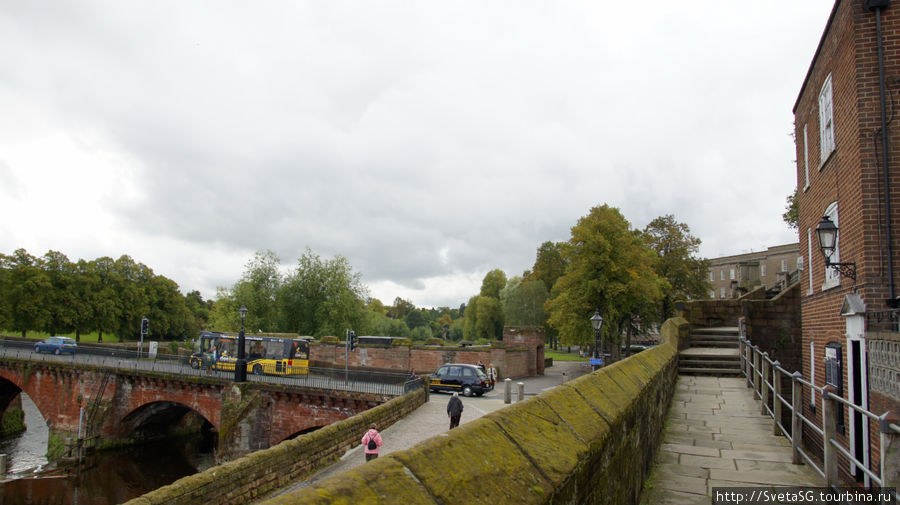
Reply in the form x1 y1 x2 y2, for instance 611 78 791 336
0 356 385 459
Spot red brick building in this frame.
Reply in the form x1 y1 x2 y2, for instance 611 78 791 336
792 0 900 484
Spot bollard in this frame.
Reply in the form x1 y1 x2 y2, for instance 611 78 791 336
760 353 770 416
791 372 803 465
822 385 839 487
561 371 568 384
504 378 512 404
772 361 782 436
517 382 525 402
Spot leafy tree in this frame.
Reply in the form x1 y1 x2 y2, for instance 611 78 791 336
404 309 427 330
783 189 799 230
0 249 51 338
277 248 368 337
233 249 282 332
641 215 710 322
40 250 77 335
474 295 503 340
463 295 479 339
526 241 567 293
480 269 507 299
546 205 663 360
390 297 415 320
503 278 549 326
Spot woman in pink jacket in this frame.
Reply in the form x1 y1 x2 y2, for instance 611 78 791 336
361 423 383 461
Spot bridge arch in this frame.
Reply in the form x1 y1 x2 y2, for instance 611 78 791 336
117 400 216 442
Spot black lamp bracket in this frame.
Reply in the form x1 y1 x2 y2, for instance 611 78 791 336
825 259 857 281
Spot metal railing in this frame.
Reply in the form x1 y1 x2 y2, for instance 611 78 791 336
0 344 421 396
738 336 899 495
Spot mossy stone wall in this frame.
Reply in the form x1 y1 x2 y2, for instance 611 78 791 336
259 334 680 505
122 384 427 505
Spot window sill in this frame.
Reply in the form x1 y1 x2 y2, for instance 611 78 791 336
818 148 836 171
821 278 841 291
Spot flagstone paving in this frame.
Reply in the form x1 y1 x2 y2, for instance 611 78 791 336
641 376 824 505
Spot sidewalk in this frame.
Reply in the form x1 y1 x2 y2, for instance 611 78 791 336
262 360 591 500
642 376 824 505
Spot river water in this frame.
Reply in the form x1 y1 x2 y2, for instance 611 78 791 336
0 394 217 505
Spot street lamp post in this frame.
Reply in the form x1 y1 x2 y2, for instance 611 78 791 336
235 305 248 382
590 309 604 371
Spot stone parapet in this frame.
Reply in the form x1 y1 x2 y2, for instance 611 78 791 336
257 333 679 505
123 383 427 505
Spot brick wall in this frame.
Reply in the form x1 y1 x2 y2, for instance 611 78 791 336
310 326 545 380
793 0 900 484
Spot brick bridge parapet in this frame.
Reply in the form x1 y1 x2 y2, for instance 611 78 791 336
0 357 383 460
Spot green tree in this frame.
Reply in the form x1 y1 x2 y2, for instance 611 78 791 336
474 295 503 340
405 309 427 330
277 248 368 337
503 278 548 326
480 269 507 299
783 189 799 230
546 205 663 360
463 295 479 339
0 249 51 338
390 297 415 320
233 249 282 332
641 215 710 323
526 241 567 293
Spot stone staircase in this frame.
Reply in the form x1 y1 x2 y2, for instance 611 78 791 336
678 326 742 376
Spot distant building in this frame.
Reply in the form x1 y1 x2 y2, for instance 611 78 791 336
706 243 801 299
792 0 900 485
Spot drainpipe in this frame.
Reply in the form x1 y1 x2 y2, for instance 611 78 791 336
866 0 897 305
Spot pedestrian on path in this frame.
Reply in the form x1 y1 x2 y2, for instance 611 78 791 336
447 392 464 429
361 423 382 461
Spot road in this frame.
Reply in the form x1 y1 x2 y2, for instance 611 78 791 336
263 360 592 500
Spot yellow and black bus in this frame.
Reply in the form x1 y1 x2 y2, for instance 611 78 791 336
190 331 310 375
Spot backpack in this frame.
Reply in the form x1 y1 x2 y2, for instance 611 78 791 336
367 433 377 450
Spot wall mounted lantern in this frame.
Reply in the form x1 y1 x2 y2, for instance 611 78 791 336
815 215 856 280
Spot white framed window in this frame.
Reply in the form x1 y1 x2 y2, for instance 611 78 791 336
797 256 804 271
720 287 726 298
807 228 815 294
819 73 835 164
709 289 715 299
709 271 715 282
761 263 767 277
781 259 788 272
720 270 725 281
822 201 840 290
803 123 810 189
730 268 735 280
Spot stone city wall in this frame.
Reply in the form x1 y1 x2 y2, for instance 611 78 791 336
254 319 683 505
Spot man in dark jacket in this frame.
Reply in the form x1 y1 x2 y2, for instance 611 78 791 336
447 392 464 429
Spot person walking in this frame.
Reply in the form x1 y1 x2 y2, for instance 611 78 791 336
361 423 382 461
447 392 464 429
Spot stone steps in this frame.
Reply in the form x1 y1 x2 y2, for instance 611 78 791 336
679 326 742 377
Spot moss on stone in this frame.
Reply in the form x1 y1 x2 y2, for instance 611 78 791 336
393 418 551 505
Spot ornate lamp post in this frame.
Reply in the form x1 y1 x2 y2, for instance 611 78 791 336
234 305 248 382
590 309 604 371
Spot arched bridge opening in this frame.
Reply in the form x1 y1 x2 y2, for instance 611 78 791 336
118 401 217 449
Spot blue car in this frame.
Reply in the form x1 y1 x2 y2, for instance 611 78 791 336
33 337 77 355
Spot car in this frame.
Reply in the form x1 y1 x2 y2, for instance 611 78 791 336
429 363 493 397
33 336 77 355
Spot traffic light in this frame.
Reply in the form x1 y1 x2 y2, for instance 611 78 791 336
349 331 358 351
141 317 149 335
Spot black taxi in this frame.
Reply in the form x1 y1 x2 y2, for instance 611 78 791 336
429 363 493 397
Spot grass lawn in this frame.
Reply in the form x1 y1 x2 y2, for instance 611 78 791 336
546 350 589 362
2 330 137 344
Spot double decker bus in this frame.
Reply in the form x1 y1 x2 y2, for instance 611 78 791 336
190 331 310 375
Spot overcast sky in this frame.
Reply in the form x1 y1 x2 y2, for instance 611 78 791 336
0 1 834 308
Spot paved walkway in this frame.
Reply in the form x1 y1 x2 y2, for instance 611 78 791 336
642 375 824 505
261 360 592 501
